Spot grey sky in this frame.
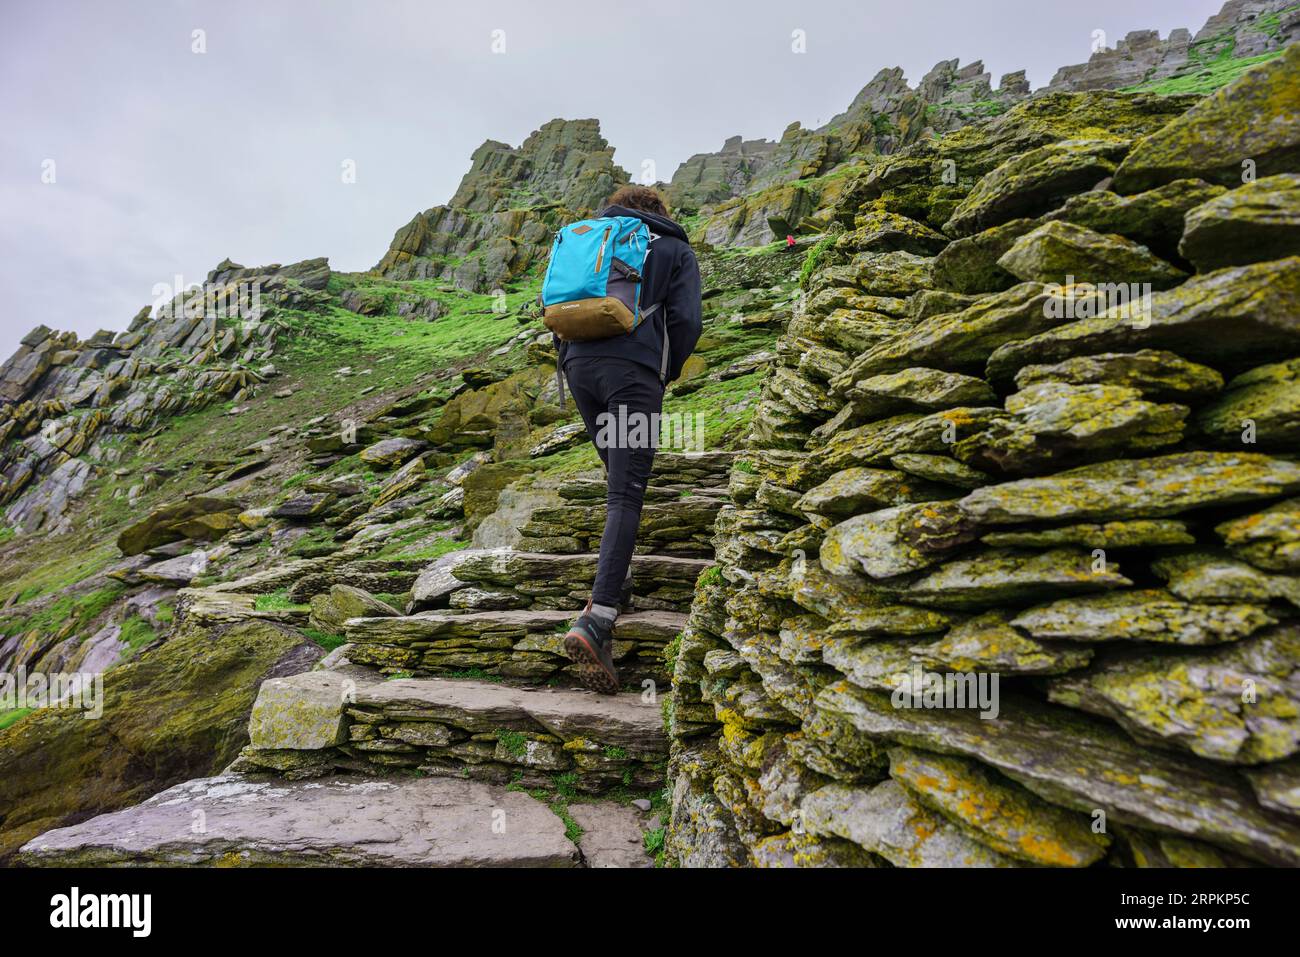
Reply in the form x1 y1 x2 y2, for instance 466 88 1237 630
0 0 1226 359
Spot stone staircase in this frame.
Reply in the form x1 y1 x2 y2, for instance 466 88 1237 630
18 451 735 868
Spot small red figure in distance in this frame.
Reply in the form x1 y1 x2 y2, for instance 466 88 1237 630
786 234 795 248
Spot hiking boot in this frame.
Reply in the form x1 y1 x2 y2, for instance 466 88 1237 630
564 613 619 695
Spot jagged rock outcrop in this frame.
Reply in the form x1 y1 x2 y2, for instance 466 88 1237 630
1048 0 1298 92
0 257 330 534
373 118 628 291
668 1 1296 249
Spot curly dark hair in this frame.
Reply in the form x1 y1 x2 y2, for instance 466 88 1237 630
607 184 669 217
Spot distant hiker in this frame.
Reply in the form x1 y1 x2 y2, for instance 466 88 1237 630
539 185 702 694
786 233 795 249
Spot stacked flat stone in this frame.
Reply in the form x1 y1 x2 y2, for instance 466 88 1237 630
667 53 1300 868
231 669 667 795
515 452 734 556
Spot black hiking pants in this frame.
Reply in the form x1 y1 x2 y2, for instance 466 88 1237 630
563 357 664 610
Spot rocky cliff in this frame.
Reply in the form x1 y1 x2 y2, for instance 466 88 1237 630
2 0 1299 868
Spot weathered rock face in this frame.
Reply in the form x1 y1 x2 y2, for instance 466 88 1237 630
0 617 321 862
1046 1 1299 94
115 496 245 555
0 257 328 535
373 119 628 291
1114 43 1300 192
666 62 1300 868
668 0 1276 247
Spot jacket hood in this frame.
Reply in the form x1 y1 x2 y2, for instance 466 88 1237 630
599 204 689 243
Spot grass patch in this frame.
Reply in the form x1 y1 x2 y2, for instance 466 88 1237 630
0 582 125 641
662 370 764 450
446 667 504 682
0 707 34 732
301 628 347 651
252 590 308 612
643 826 666 857
496 729 528 758
507 771 585 844
117 615 158 661
799 233 835 288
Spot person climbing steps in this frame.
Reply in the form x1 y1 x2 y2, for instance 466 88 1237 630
545 184 703 693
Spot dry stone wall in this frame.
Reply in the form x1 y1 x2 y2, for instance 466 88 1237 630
666 50 1300 868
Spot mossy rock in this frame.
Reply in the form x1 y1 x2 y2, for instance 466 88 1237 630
1046 624 1300 764
1114 44 1300 193
0 618 319 861
1041 179 1227 262
115 496 244 555
944 139 1128 237
985 257 1300 382
888 746 1109 866
1195 356 1300 449
1180 173 1300 271
931 218 1036 294
1012 349 1223 402
997 220 1186 289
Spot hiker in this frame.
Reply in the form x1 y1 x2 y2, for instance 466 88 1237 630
542 184 702 694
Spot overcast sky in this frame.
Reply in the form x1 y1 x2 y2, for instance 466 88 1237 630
0 0 1227 359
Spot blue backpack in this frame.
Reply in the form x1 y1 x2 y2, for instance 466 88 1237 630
540 215 662 344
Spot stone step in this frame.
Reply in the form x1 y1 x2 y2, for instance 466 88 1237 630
233 667 668 794
517 497 724 557
18 773 579 867
413 549 709 614
345 607 686 685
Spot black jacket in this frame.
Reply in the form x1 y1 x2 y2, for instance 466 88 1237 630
556 204 702 384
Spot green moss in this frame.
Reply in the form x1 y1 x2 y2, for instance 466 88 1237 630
799 234 835 288
117 615 158 661
1124 51 1284 97
661 370 764 450
376 536 469 562
663 632 683 674
496 729 528 758
0 540 118 607
0 707 34 732
281 470 312 490
603 745 628 760
300 628 347 652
